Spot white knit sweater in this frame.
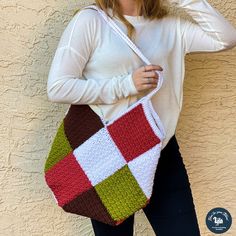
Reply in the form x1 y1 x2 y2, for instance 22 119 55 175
47 0 236 149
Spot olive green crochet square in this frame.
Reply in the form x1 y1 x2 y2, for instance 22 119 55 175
44 120 72 172
95 165 147 221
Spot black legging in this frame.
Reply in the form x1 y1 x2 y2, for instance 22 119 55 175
90 135 201 236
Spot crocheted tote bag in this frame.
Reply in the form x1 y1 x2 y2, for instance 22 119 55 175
44 5 166 226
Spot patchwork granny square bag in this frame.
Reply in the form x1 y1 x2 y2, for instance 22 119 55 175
44 5 166 226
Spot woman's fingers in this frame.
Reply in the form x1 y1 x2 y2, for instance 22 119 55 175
142 77 158 85
132 64 163 92
141 65 162 86
142 71 159 79
144 64 163 72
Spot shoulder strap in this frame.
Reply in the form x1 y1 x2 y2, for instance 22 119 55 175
82 5 164 99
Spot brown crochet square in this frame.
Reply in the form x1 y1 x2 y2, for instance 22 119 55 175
64 105 104 149
62 187 116 226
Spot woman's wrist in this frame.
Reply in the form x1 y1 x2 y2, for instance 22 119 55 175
127 72 139 95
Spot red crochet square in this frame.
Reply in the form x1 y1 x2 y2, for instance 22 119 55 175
45 152 92 207
107 103 161 162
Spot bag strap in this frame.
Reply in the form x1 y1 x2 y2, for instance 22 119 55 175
82 5 164 100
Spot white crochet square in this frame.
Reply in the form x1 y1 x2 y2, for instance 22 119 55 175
73 127 127 186
127 144 162 199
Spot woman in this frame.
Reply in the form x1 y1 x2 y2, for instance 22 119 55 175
47 0 236 235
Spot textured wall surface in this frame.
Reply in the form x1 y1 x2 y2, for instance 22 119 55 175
0 0 236 235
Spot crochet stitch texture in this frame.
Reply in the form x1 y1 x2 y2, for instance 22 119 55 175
44 98 165 226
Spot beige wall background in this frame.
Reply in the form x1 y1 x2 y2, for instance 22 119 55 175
1 0 235 235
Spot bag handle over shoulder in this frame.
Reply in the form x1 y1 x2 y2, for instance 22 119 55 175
82 5 164 100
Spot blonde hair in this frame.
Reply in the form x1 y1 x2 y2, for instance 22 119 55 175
73 0 169 41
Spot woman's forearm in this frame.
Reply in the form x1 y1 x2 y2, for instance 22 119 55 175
47 47 138 105
170 0 236 52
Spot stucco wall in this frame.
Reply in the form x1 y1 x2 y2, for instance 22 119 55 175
0 0 235 235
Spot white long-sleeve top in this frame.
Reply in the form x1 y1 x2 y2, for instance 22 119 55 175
47 0 236 149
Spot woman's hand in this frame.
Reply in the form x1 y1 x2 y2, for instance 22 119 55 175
131 64 163 92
